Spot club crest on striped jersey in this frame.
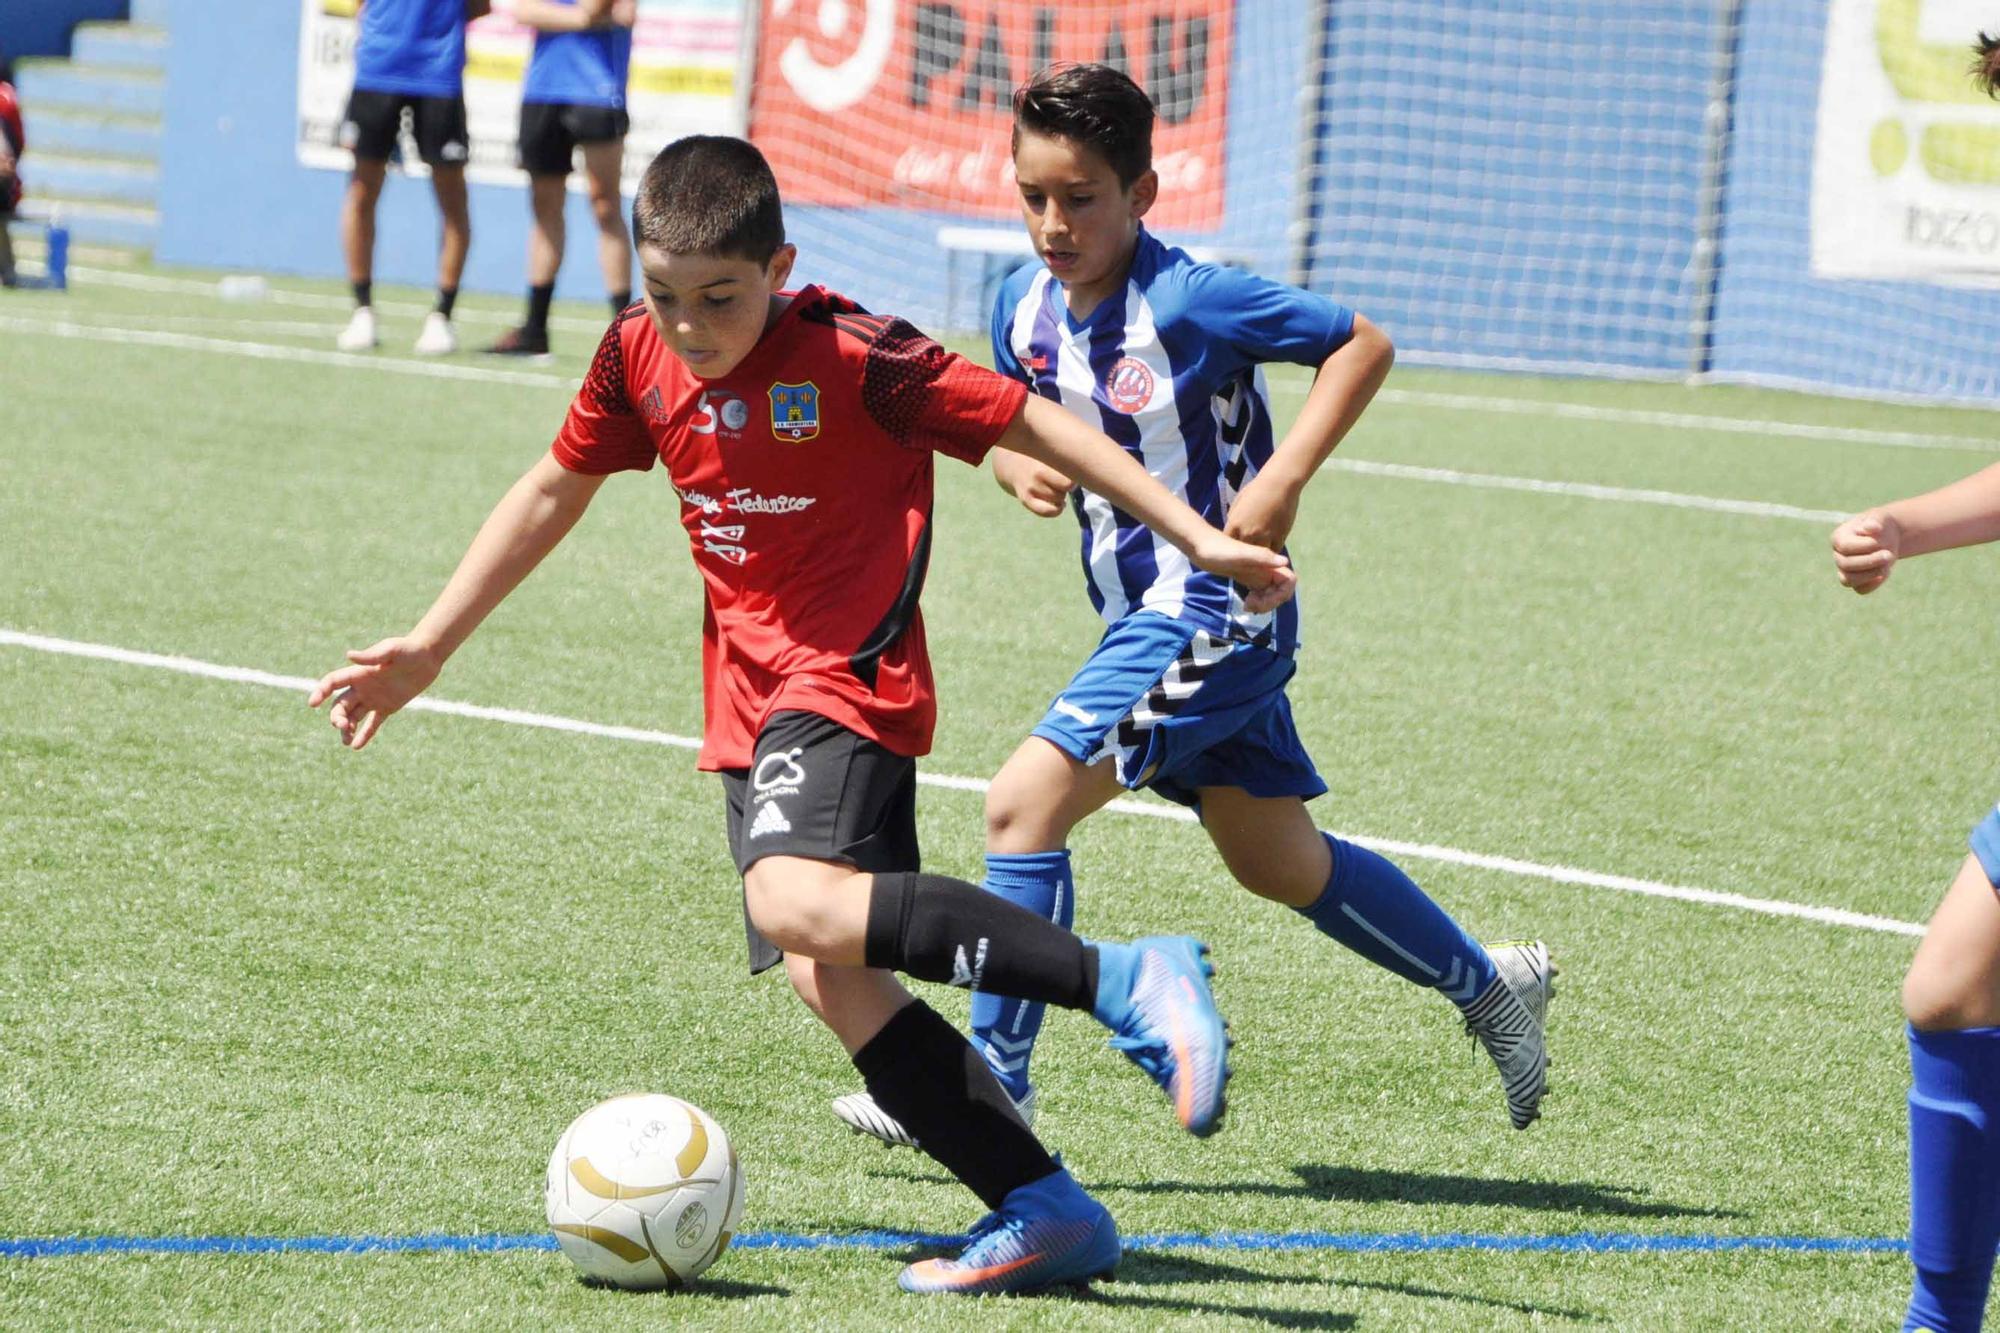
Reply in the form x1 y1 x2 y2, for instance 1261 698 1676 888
1103 357 1155 414
768 382 821 440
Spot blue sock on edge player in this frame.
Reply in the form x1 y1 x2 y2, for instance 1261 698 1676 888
1296 833 1497 1003
970 851 1074 1103
1905 1024 2000 1332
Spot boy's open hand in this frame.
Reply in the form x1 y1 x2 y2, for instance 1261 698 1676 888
993 448 1073 517
1830 511 1901 595
307 637 443 750
1190 535 1298 613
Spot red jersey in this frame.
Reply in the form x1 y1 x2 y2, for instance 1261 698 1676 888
0 83 22 214
552 286 1027 771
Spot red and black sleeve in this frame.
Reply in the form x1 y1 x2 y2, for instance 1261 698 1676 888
832 311 1028 466
551 314 659 475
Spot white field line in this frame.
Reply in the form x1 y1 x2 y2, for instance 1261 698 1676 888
61 263 2000 452
0 316 573 389
1261 383 2000 454
70 264 612 333
0 628 1925 939
1331 459 1852 524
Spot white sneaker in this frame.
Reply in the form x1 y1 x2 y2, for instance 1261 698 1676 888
831 1086 1038 1150
335 306 378 352
1463 940 1556 1130
413 311 457 356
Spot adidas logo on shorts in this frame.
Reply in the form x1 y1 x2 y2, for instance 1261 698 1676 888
749 801 791 839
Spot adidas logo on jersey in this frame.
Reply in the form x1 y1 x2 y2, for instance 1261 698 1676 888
749 801 791 839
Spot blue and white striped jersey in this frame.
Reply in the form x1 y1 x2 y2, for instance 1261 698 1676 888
991 227 1355 653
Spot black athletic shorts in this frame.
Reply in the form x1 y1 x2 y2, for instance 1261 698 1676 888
341 87 470 167
720 710 920 976
517 100 629 177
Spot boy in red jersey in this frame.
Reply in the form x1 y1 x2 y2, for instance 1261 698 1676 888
0 53 23 288
310 136 1295 1296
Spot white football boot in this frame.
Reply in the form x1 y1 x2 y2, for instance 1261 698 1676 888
1462 940 1556 1130
831 1086 1038 1150
335 306 378 351
413 311 458 356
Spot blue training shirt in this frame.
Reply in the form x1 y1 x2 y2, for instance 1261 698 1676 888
523 1 632 108
991 227 1356 653
354 0 468 98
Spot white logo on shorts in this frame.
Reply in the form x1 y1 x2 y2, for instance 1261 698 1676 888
753 748 807 794
749 802 791 839
1052 698 1098 726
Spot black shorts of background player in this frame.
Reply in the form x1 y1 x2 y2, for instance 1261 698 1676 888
484 0 635 357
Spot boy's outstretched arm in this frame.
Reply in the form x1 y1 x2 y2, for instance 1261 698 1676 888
1227 313 1394 550
998 394 1297 612
308 453 607 748
1831 459 2000 594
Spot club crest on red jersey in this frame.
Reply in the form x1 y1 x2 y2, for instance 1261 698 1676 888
1103 357 1155 415
768 382 821 441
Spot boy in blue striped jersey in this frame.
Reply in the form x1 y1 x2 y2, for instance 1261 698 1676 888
833 63 1553 1150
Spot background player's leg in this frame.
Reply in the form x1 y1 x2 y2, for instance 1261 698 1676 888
488 172 565 356
337 159 386 350
420 163 469 355
578 137 631 313
972 737 1125 1099
1902 852 2000 1333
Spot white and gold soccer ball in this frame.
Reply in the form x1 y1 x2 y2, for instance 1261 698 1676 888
544 1093 745 1290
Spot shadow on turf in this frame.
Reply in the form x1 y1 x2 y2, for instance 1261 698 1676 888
875 1164 1741 1220
579 1275 790 1299
878 1245 1597 1325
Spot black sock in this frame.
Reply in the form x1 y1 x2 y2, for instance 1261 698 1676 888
526 282 555 333
609 288 631 315
852 1000 1058 1210
864 872 1099 1011
435 286 458 318
352 280 372 309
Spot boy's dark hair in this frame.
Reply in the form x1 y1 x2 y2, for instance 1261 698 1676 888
1977 32 2000 99
631 135 785 262
1012 63 1155 187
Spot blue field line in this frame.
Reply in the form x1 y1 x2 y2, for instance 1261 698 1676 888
0 1230 1910 1260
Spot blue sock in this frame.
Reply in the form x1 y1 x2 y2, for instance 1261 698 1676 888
1296 833 1497 1006
969 851 1074 1101
1905 1024 2000 1333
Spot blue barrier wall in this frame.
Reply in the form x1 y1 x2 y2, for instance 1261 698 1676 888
156 0 633 317
1706 0 2000 400
0 0 129 59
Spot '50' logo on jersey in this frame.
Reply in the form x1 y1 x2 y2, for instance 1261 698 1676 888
689 390 751 436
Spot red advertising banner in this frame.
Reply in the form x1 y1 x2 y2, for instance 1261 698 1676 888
749 2 1233 230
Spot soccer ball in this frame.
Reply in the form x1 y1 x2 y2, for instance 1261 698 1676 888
544 1093 745 1290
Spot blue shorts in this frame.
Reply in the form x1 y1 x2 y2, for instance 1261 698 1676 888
1030 612 1326 810
1970 803 2000 888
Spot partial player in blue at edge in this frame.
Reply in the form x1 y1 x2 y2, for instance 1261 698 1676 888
831 62 1555 1153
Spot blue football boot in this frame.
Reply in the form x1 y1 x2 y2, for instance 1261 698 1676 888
1090 935 1231 1136
898 1168 1120 1295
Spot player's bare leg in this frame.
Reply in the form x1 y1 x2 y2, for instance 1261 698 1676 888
1904 853 2000 1033
415 163 469 354
528 172 566 290
984 736 1127 853
579 137 630 305
1198 787 1330 907
337 159 387 350
485 173 567 357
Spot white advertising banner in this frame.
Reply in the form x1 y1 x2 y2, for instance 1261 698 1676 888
296 0 751 191
1812 0 2000 283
